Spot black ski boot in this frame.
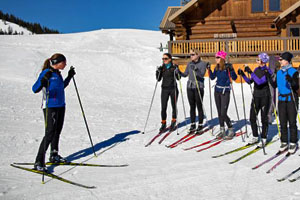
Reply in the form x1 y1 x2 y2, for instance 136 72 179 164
49 151 68 164
195 124 203 134
34 161 48 172
170 119 177 131
159 122 167 132
189 123 196 133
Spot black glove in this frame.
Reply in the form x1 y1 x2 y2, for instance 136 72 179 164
244 66 252 74
156 66 163 80
190 65 196 71
68 66 76 78
226 64 234 71
41 70 52 87
237 69 245 76
286 74 293 83
206 62 211 70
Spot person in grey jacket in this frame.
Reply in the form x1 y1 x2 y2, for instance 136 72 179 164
180 49 208 133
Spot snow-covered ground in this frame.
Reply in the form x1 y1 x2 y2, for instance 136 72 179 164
0 29 300 200
0 20 32 35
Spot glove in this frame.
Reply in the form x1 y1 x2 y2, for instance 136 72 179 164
244 66 253 74
286 74 293 83
226 64 234 71
237 69 245 76
190 65 195 71
68 66 76 78
41 70 52 87
264 69 271 79
206 63 211 70
156 66 163 80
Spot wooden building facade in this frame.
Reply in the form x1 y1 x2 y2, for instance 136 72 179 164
160 0 300 66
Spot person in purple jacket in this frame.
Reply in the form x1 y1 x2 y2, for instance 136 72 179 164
238 53 273 146
32 53 75 171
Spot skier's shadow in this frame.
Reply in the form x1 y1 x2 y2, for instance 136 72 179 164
47 130 139 172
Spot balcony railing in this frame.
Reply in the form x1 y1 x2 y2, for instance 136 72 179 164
169 37 300 57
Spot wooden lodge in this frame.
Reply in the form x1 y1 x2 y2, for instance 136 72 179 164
160 0 300 68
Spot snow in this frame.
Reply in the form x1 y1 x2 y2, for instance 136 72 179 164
0 20 32 35
0 29 300 200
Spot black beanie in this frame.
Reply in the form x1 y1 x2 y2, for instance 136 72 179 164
280 52 293 63
50 54 66 65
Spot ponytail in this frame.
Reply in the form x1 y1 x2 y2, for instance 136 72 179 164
42 58 51 71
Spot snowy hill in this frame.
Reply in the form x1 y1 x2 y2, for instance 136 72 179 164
0 29 300 200
0 20 32 35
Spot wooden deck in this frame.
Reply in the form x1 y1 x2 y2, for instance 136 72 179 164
169 37 300 57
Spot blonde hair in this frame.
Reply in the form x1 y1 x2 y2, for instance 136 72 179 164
190 49 201 56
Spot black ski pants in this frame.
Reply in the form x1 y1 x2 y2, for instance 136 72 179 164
35 107 65 164
187 88 204 124
249 96 270 139
161 88 178 121
278 100 298 143
214 91 232 128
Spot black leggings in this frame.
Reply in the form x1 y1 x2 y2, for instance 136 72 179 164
187 88 204 124
249 96 270 139
214 91 232 128
278 100 298 143
35 107 65 164
161 88 178 121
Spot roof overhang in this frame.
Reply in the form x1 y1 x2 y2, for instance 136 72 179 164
273 1 300 29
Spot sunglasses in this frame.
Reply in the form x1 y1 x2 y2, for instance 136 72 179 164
256 59 261 62
190 54 196 56
215 57 221 59
279 58 283 61
162 57 169 61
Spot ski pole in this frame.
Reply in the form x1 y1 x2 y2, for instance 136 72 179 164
192 69 209 129
246 71 266 155
142 68 160 134
178 74 188 134
72 74 96 157
174 69 179 135
239 71 248 138
42 80 50 184
288 82 300 125
207 63 214 135
227 68 245 142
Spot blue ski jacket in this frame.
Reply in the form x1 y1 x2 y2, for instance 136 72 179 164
32 68 71 108
209 63 237 93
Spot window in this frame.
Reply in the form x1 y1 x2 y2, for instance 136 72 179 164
288 25 300 37
269 0 280 11
252 0 264 12
290 28 300 37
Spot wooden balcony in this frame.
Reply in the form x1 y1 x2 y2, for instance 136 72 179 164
169 37 300 57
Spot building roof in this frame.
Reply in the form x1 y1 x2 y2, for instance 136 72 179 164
273 1 300 29
168 0 202 22
159 6 182 31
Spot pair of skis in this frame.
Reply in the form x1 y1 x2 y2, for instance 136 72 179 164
11 161 128 189
145 126 174 147
184 131 245 152
166 127 212 148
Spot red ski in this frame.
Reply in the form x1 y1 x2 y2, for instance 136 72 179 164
145 127 170 147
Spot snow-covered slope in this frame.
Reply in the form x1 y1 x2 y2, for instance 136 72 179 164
0 29 300 200
0 20 32 35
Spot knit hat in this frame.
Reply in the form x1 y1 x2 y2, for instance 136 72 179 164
215 51 227 60
258 53 269 63
280 52 293 63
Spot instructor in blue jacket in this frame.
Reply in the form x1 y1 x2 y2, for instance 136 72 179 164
32 53 75 171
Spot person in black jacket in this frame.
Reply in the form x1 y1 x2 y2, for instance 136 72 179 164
156 53 180 132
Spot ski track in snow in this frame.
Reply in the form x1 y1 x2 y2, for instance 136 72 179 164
0 29 300 200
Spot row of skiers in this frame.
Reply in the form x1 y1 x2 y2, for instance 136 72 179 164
156 50 298 154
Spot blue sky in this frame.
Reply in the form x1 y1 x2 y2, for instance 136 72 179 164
1 0 181 33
